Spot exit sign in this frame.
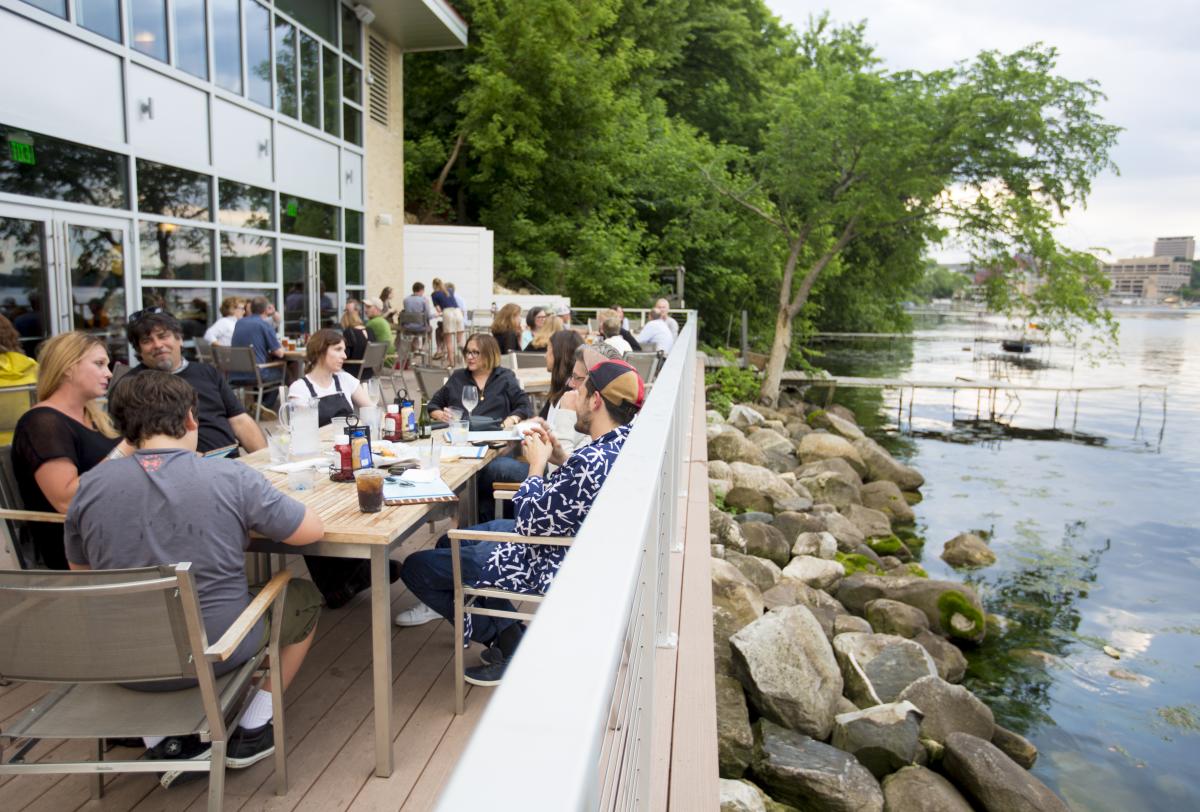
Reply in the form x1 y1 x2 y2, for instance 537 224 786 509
9 138 35 165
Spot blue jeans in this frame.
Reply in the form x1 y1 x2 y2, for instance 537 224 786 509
400 519 518 645
476 455 530 522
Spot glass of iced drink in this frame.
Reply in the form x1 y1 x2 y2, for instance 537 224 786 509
354 468 386 513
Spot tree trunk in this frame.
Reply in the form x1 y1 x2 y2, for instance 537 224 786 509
759 305 793 407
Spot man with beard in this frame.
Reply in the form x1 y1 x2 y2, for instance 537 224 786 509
397 350 644 684
126 309 266 455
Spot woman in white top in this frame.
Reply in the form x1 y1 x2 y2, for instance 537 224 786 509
202 296 245 346
287 328 371 426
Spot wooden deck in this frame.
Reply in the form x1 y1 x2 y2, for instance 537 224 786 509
1 364 718 811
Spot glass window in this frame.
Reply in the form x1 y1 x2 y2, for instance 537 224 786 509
0 215 49 356
342 61 361 104
275 19 298 118
175 0 209 80
223 286 276 313
218 180 273 229
141 286 215 337
300 32 321 128
246 1 272 107
345 247 363 286
212 0 242 93
322 46 340 135
341 4 360 61
276 0 335 43
344 210 363 244
77 0 121 42
129 0 169 62
1 125 128 210
219 232 275 282
21 0 66 18
343 106 362 146
280 194 337 240
139 222 214 280
137 160 211 221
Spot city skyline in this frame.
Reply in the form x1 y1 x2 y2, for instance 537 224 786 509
765 0 1199 264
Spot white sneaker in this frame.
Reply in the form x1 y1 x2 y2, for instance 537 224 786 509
394 601 442 627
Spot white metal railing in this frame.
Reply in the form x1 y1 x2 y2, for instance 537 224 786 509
437 314 697 811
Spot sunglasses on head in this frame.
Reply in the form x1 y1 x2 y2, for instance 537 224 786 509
128 306 167 324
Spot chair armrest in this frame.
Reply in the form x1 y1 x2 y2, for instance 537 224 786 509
205 570 292 662
449 529 573 547
258 361 286 370
0 508 66 523
492 482 522 492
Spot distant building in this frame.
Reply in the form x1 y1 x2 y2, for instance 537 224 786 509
1152 236 1195 261
1103 256 1191 302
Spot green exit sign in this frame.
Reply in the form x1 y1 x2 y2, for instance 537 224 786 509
286 200 298 217
9 139 35 165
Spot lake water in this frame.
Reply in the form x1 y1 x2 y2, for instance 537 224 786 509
813 309 1200 811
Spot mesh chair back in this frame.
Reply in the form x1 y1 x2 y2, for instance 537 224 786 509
194 336 214 364
0 565 199 683
0 384 35 439
624 352 660 385
0 445 30 568
413 366 448 400
110 363 131 387
498 353 517 371
514 352 545 370
358 342 387 379
213 346 260 380
399 310 429 335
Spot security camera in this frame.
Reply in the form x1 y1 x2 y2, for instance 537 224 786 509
353 4 375 25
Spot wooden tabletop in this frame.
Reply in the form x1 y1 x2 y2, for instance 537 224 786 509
239 428 498 546
515 368 551 392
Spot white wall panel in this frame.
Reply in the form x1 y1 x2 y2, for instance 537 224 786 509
128 64 210 168
0 10 124 145
342 151 363 208
403 225 494 312
212 99 273 186
275 124 338 202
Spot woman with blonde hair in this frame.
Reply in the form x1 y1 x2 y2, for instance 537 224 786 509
490 303 523 354
431 277 464 367
527 314 563 351
12 331 133 568
203 295 245 346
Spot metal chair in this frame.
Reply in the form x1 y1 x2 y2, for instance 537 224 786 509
213 346 284 421
0 383 36 445
0 564 294 810
623 352 661 386
194 336 214 365
513 352 545 370
0 444 42 569
498 353 518 371
110 362 132 388
448 528 572 713
343 341 387 382
412 365 449 402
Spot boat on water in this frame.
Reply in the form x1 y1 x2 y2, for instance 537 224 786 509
1001 338 1033 353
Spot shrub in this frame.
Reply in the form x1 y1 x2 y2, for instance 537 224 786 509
705 363 761 417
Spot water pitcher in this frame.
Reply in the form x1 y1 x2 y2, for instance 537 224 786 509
280 397 320 457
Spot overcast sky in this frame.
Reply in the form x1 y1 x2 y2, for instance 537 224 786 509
764 0 1200 262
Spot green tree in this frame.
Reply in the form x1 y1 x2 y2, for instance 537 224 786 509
703 18 1120 404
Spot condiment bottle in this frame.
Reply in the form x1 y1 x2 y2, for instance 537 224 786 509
384 404 400 440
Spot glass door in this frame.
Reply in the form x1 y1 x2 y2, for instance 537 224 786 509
281 243 340 340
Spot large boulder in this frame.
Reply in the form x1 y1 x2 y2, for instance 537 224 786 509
991 724 1038 769
726 551 783 593
795 457 864 488
710 460 736 501
912 630 968 683
781 556 845 592
834 614 873 635
751 720 884 812
865 599 931 639
711 507 747 552
845 504 893 539
833 633 938 708
796 471 862 511
727 463 810 515
881 766 973 812
707 409 726 425
761 578 846 616
712 560 765 675
772 511 826 542
740 523 792 568
734 511 776 525
728 403 766 431
792 531 838 560
861 480 915 524
831 701 925 778
853 437 924 490
748 428 799 473
731 606 843 739
717 674 754 778
836 574 986 643
797 433 867 477
940 533 996 568
822 511 867 550
786 420 813 444
898 676 994 743
942 733 1068 812
821 411 867 442
719 778 766 812
710 430 769 467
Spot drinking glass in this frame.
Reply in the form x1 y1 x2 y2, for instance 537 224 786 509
461 385 479 422
267 431 290 464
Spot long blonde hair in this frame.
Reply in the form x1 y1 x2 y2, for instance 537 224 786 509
36 332 118 437
529 315 563 349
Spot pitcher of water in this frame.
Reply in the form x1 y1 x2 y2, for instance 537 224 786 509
280 397 320 457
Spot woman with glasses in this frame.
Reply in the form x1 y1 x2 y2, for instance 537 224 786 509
426 333 531 429
11 331 134 568
520 306 546 351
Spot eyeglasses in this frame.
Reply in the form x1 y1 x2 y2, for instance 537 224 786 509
569 372 587 384
128 306 166 324
464 349 481 357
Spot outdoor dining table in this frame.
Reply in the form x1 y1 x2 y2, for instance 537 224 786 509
514 367 551 393
238 428 500 777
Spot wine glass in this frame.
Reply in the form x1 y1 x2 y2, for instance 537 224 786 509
461 385 479 425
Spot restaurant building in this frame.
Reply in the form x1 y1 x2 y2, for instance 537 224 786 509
0 0 466 358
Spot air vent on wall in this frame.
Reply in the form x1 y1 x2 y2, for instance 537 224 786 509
368 35 390 126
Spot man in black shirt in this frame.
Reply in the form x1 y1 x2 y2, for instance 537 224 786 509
126 310 267 455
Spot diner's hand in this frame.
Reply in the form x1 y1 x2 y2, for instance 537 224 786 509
522 429 554 477
501 415 521 429
531 417 569 467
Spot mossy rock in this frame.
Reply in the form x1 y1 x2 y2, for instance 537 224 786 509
904 563 928 578
936 590 986 642
805 409 828 428
894 527 925 548
835 551 885 577
902 491 923 505
866 535 906 556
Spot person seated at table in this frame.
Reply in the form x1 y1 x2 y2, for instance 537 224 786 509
426 333 532 429
0 314 37 444
397 354 645 684
203 296 245 346
230 296 285 411
287 328 372 426
340 310 375 382
64 370 325 786
520 306 546 350
362 297 397 369
636 298 678 353
126 309 266 456
490 303 523 355
12 332 134 569
526 314 563 351
600 316 633 355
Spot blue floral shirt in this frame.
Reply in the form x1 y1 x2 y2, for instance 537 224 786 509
477 424 631 595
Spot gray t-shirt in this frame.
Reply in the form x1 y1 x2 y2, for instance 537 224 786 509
65 449 306 667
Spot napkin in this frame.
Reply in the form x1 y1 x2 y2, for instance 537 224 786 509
267 457 330 474
400 467 441 483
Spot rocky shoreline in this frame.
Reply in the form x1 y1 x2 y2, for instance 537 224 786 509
708 396 1067 812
